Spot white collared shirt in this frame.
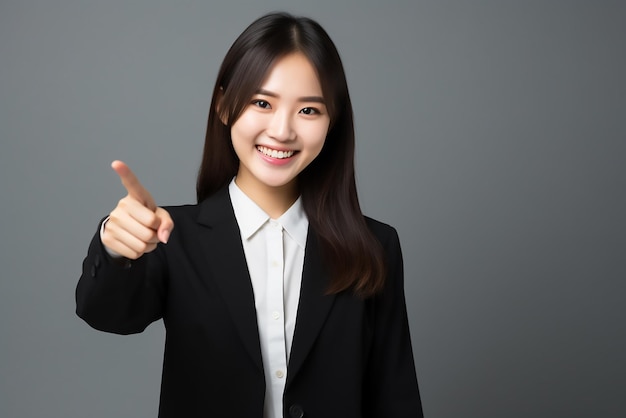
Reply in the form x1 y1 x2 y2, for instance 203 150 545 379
228 179 308 418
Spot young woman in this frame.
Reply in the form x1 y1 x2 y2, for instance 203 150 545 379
76 12 423 418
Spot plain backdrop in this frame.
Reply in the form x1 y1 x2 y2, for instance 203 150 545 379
1 1 624 417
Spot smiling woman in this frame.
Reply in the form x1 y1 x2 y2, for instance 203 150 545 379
198 13 389 298
76 12 423 418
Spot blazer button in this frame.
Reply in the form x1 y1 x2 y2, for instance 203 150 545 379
90 265 97 278
289 404 304 418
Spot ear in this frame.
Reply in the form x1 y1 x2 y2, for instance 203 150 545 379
216 86 228 126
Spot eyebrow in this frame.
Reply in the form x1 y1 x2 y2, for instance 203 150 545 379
255 89 325 104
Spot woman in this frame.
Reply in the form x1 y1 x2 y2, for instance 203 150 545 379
76 12 423 418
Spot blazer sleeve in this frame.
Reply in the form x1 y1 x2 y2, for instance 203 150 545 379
75 220 167 335
363 226 424 417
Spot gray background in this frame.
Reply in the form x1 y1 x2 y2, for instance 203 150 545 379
1 1 624 417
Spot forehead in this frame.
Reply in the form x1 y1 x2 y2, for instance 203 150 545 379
259 53 323 97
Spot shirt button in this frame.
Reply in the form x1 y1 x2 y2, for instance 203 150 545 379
272 311 280 320
271 260 279 268
275 370 285 379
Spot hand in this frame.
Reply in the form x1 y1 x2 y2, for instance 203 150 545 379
101 160 174 260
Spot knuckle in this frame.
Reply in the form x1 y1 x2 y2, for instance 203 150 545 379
107 214 120 227
137 230 152 243
109 206 122 218
146 212 159 226
136 241 149 254
101 233 114 248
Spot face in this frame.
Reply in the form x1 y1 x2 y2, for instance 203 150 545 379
229 52 330 199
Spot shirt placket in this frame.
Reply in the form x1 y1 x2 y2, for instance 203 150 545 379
266 219 287 417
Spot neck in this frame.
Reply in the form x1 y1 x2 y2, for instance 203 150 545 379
234 177 299 219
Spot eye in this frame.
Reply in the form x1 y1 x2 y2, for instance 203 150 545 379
299 107 320 115
251 99 271 109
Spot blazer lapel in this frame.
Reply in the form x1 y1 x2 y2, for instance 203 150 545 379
194 188 337 381
286 230 336 386
195 188 263 372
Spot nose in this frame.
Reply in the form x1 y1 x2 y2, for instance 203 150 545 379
267 110 295 142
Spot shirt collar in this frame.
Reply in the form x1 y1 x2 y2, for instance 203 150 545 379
277 193 308 250
228 179 308 249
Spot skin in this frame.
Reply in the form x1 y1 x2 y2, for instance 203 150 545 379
102 160 173 259
102 52 329 259
229 52 330 218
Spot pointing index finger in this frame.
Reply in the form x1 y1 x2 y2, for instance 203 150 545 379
111 160 157 211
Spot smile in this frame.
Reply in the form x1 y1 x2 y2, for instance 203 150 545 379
256 146 296 159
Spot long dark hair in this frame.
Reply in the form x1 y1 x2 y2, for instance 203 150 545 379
197 12 385 297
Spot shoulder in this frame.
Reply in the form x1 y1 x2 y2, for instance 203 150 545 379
365 216 400 247
159 204 208 236
162 204 200 217
159 204 200 225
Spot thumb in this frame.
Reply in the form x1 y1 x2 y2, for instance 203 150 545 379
155 207 174 244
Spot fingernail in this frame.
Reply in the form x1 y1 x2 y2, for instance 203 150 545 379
161 230 170 244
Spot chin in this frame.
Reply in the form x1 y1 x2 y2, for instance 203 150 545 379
257 173 298 189
264 179 297 189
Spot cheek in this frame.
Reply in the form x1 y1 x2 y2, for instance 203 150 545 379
308 124 329 155
231 111 263 142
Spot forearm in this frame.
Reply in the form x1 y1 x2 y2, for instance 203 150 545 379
76 224 166 335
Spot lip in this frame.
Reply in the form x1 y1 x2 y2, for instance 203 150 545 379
256 145 298 166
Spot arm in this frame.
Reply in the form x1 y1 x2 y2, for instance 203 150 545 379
76 161 173 335
364 226 424 417
75 220 167 335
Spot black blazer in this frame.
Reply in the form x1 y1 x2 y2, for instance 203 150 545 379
76 187 423 418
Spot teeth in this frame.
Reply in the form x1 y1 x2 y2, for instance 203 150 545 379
257 146 295 159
